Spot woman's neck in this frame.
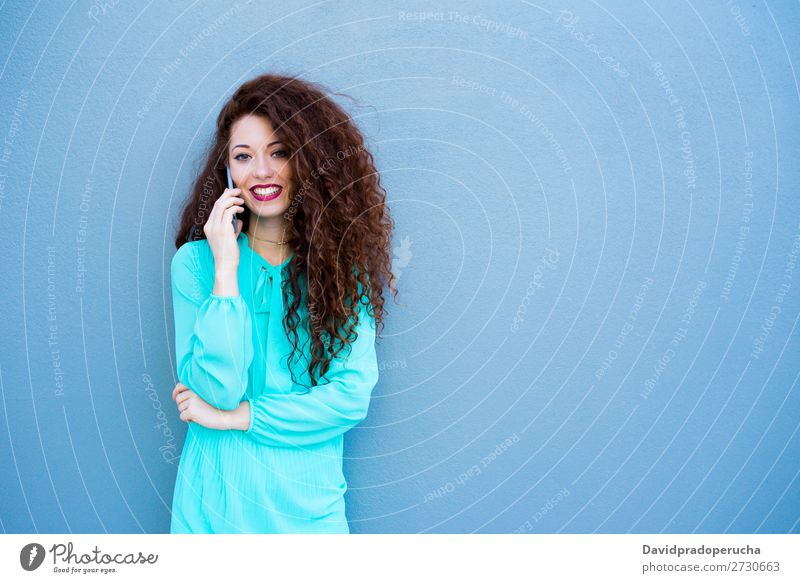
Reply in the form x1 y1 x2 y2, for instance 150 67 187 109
246 218 294 263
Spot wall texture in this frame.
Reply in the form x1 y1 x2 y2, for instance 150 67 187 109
0 0 798 533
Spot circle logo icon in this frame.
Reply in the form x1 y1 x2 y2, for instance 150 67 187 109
20 543 46 571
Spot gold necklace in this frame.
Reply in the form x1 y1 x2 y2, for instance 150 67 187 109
246 231 290 245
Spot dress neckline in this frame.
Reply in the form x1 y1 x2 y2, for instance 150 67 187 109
238 231 294 270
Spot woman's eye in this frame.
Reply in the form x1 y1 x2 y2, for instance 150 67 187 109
234 150 286 161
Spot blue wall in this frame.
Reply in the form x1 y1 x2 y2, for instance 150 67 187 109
1 0 798 533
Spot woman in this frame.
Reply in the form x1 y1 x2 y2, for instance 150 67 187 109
169 73 396 533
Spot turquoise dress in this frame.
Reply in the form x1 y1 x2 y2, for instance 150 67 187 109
169 231 379 534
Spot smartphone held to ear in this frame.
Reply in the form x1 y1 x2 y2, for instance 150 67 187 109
226 165 238 231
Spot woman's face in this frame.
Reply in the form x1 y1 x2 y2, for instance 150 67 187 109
227 114 293 219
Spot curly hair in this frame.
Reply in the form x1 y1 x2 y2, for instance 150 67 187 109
174 73 397 388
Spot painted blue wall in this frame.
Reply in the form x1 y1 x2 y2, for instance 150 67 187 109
1 0 798 533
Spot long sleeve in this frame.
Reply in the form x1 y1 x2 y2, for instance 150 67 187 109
242 297 379 448
171 242 254 411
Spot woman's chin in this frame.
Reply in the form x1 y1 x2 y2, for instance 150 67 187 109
246 203 290 219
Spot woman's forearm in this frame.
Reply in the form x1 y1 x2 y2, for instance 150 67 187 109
210 266 248 430
213 267 240 296
231 400 251 431
208 266 248 430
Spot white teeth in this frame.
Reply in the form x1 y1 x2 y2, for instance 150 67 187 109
253 186 280 195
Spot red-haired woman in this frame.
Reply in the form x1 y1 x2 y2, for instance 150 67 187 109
169 73 396 533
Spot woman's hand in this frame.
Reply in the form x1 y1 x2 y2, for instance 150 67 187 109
172 382 238 430
204 186 245 272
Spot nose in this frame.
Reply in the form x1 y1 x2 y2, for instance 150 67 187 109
250 153 275 180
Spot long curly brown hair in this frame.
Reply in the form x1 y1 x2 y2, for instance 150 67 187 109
174 73 397 388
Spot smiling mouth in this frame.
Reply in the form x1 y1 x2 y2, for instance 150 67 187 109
250 185 282 201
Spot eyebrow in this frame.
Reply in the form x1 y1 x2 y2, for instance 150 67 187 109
232 141 283 151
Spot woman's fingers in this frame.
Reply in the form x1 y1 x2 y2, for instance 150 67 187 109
177 392 192 421
209 189 243 227
218 197 245 226
203 187 245 268
222 202 245 226
172 382 187 401
204 188 229 227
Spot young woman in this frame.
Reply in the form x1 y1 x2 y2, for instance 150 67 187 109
169 73 396 534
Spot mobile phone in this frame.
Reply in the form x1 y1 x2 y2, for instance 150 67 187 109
226 164 238 231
